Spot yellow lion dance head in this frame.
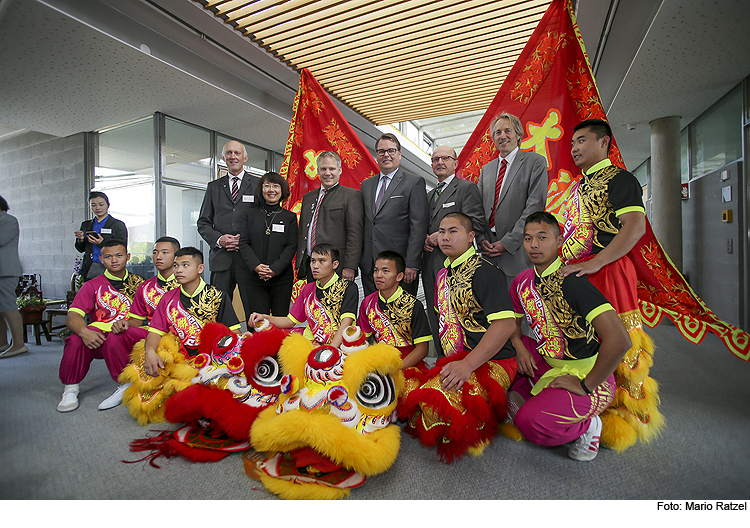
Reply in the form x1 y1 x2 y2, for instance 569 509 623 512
245 326 405 499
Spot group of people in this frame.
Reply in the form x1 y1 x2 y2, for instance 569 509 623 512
56 114 658 463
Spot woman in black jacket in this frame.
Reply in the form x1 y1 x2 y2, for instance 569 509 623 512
239 171 298 317
74 191 128 281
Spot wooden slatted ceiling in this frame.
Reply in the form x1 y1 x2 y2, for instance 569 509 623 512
198 0 552 125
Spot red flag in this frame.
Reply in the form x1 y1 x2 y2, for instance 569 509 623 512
279 68 379 300
280 68 379 216
456 0 749 360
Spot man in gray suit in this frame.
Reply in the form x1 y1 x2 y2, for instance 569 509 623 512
197 140 261 313
360 133 429 297
477 113 547 289
422 146 485 355
297 151 364 283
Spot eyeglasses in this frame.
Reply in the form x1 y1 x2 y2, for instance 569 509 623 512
262 183 282 190
431 156 456 163
376 148 399 157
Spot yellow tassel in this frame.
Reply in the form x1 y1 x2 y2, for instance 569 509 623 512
466 439 491 456
498 422 524 442
259 474 350 500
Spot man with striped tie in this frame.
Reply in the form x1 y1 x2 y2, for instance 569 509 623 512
476 113 547 291
197 140 261 315
422 146 484 354
296 151 364 283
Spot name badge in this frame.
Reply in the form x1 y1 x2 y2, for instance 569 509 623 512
442 202 455 208
242 195 254 203
272 224 285 233
101 228 112 234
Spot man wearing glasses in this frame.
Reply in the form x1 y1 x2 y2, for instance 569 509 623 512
476 113 547 290
422 146 485 354
360 133 429 297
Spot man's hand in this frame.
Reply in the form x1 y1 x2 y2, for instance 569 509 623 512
79 327 105 350
481 239 505 257
440 359 474 391
560 259 602 277
404 268 418 284
342 268 356 281
549 374 587 396
515 341 538 378
424 232 439 252
219 233 240 251
111 319 128 334
144 348 165 377
248 312 268 327
254 264 274 280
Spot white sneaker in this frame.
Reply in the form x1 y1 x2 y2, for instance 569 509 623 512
57 385 80 413
569 414 602 461
98 383 131 410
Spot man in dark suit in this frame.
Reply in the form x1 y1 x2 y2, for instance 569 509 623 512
422 146 485 354
296 151 364 283
477 113 547 289
360 133 429 297
197 140 261 314
75 191 128 281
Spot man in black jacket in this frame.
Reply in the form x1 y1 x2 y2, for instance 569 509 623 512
197 140 261 314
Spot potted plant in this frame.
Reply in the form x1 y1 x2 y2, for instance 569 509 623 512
17 294 47 324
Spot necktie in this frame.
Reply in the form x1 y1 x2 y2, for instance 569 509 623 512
310 187 327 250
434 181 446 201
231 176 239 203
374 175 389 211
489 159 508 230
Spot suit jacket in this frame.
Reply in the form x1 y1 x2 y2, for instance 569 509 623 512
476 150 547 279
0 211 22 278
239 204 298 284
197 171 261 272
74 215 128 279
422 176 485 305
296 183 364 276
360 168 429 273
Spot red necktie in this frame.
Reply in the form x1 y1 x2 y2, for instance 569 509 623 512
310 187 327 250
489 159 507 229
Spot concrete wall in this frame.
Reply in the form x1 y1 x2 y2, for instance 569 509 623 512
682 161 742 328
0 131 87 300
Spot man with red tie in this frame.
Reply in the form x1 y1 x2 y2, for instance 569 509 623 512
476 113 547 290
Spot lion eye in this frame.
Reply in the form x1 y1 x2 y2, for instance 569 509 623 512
356 373 395 409
254 356 282 387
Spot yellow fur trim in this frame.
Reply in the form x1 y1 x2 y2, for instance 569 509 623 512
612 376 661 416
466 439 490 457
600 409 638 451
259 474 350 500
165 361 199 382
340 343 405 416
279 333 314 380
616 329 655 383
251 407 401 476
498 422 524 442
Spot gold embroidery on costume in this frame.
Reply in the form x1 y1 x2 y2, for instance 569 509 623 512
122 274 144 300
188 287 223 323
384 293 415 343
448 254 486 334
320 278 347 324
580 165 621 250
536 272 597 359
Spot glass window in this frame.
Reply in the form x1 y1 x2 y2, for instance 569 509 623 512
690 86 742 179
164 118 212 280
680 128 689 183
94 116 155 277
